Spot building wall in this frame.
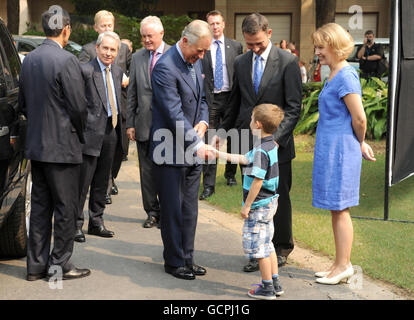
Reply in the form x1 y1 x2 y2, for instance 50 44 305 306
155 0 214 18
0 0 7 23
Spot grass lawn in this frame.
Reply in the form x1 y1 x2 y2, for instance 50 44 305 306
202 135 414 294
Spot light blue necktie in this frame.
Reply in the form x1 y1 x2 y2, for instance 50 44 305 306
187 63 197 87
214 40 223 90
253 54 263 95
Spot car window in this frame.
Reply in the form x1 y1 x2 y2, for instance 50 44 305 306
18 42 36 55
0 24 19 90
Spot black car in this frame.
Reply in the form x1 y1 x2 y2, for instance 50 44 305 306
0 18 30 257
13 35 82 58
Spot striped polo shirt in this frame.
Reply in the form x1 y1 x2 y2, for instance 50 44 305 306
243 136 279 209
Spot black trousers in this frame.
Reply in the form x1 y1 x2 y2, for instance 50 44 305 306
202 92 237 189
27 160 80 274
78 122 117 228
156 164 201 267
137 140 160 218
107 118 127 195
272 160 294 257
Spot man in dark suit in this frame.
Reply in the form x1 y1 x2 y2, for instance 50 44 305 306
212 13 302 271
150 20 215 280
75 31 125 242
79 10 131 204
199 10 243 200
126 16 170 229
19 7 90 281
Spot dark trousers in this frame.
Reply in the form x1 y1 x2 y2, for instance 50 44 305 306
27 160 80 274
107 118 127 194
202 92 237 189
78 122 117 229
137 140 160 218
272 161 294 257
156 164 201 267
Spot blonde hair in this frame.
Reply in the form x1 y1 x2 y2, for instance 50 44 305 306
94 10 115 25
312 23 354 60
253 104 284 134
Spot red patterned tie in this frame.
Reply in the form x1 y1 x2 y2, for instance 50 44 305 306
150 51 158 75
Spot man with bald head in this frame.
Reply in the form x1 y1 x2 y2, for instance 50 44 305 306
150 20 214 280
126 16 170 229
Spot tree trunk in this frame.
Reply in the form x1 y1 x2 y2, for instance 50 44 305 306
7 0 20 34
315 0 336 29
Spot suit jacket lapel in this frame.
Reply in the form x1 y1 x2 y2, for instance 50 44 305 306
173 47 198 98
142 49 151 88
256 45 280 101
92 59 108 111
113 68 122 111
242 51 256 99
224 38 233 80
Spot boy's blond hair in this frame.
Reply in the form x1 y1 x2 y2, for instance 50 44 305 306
252 104 284 134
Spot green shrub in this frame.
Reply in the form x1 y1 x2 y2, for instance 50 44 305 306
295 78 388 140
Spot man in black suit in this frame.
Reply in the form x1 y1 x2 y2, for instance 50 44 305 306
19 7 90 281
126 16 170 228
79 10 131 204
75 31 125 242
212 13 302 271
199 10 243 200
150 20 215 280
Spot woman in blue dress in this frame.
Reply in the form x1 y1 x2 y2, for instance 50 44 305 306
311 23 376 285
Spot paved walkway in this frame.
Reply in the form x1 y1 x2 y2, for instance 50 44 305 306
0 144 407 300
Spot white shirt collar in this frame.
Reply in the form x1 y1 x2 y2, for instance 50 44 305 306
97 57 110 72
154 41 165 55
255 40 272 61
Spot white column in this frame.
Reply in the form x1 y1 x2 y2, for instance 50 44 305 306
19 0 29 34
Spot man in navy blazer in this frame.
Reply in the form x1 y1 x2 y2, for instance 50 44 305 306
150 20 214 280
19 7 90 281
75 31 125 242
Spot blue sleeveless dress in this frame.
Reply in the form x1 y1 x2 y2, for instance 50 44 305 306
312 66 362 211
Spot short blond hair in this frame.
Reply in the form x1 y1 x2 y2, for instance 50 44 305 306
253 104 284 134
312 23 354 60
94 10 115 25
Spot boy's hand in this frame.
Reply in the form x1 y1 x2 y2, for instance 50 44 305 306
241 205 250 219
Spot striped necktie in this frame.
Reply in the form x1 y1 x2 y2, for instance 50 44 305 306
105 67 117 128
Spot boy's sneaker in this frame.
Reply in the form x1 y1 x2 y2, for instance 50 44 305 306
273 277 285 296
247 284 276 300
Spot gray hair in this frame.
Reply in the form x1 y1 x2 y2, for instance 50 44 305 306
140 16 164 34
97 31 121 51
181 20 212 45
242 13 269 35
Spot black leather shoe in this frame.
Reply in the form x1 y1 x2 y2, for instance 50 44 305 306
105 194 112 204
164 265 195 280
143 216 159 228
74 228 85 243
187 264 207 276
243 259 259 272
111 181 118 195
88 225 114 238
46 267 91 280
277 255 287 267
199 187 214 200
226 177 237 186
27 272 46 281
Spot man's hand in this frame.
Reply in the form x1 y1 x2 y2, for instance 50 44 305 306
127 128 136 141
194 122 208 138
196 144 216 161
210 134 225 150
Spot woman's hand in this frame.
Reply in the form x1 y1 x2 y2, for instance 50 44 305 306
361 141 376 161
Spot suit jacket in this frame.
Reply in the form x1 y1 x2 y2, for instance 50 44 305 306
80 58 125 157
126 43 171 141
19 39 87 164
149 44 209 166
220 45 302 164
201 37 243 105
79 40 131 121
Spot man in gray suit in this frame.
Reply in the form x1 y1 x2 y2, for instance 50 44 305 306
212 13 302 272
75 31 125 242
126 16 170 228
19 7 90 281
199 10 243 200
79 10 131 204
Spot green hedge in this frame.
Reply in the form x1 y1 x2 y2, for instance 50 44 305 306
295 77 388 140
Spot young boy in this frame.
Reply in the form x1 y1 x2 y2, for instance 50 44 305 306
212 103 285 300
